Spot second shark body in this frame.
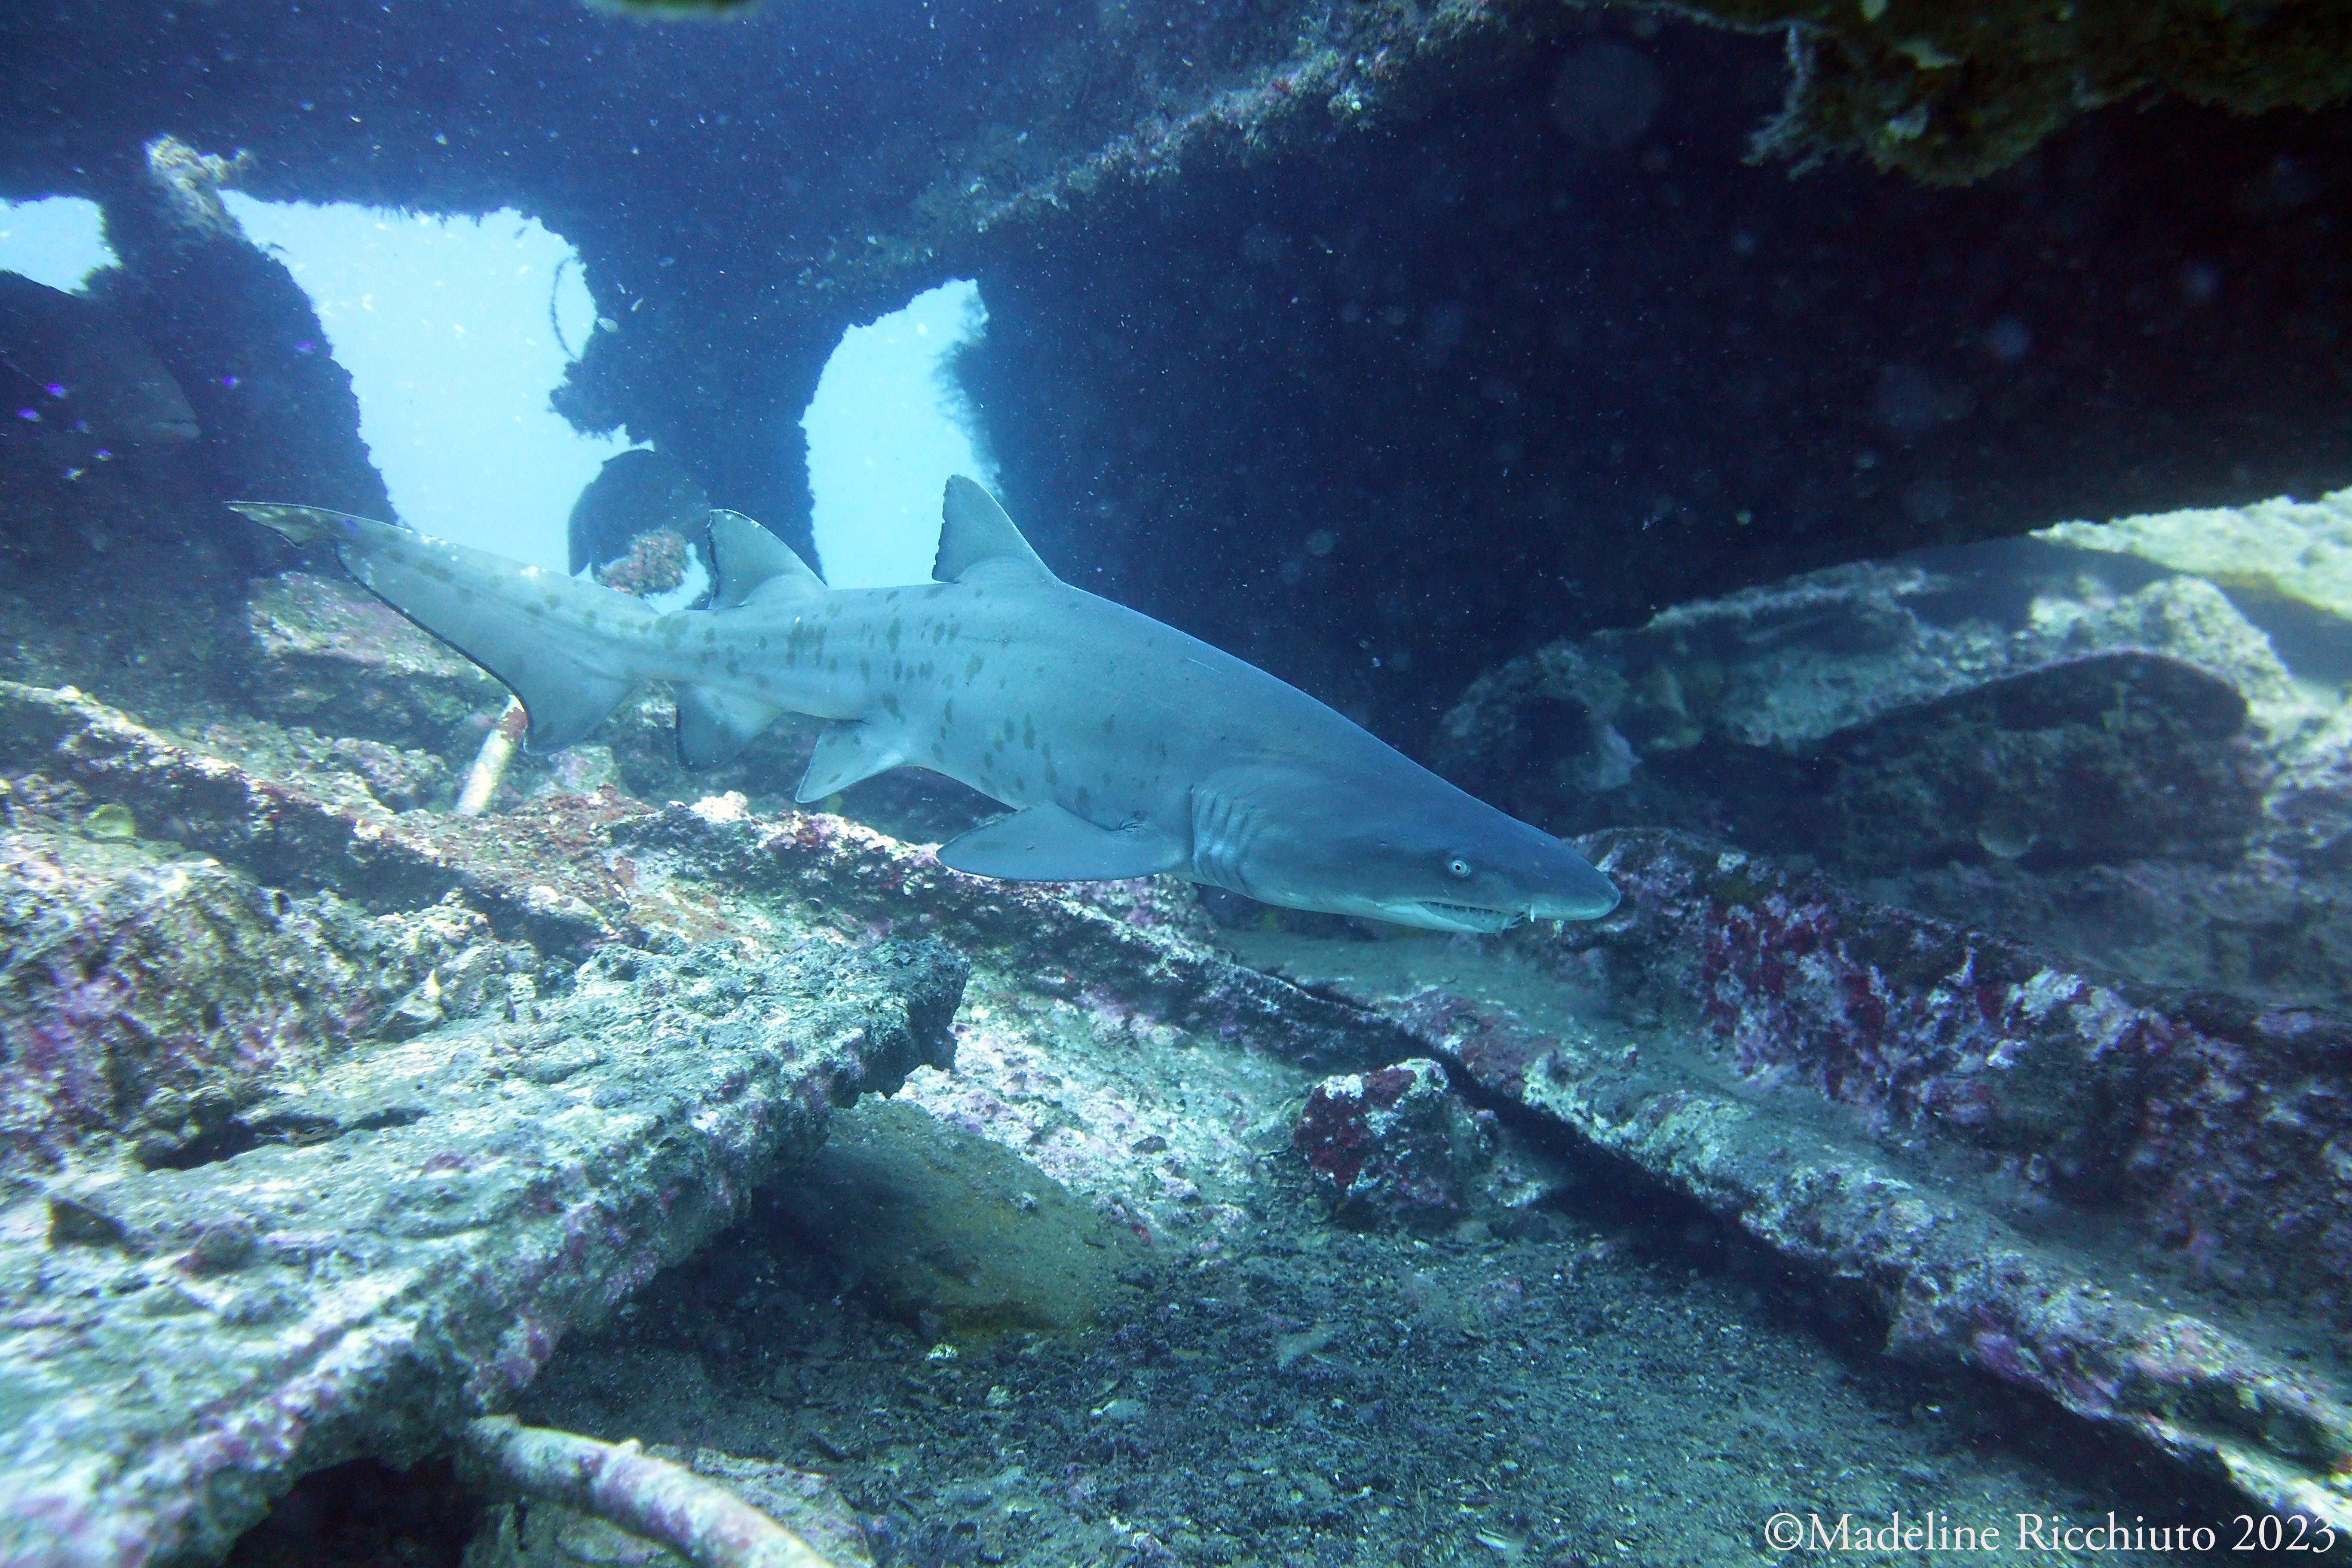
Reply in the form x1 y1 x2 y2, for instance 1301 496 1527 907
236 480 1619 932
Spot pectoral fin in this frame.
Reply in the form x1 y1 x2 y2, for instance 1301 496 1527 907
937 803 1184 882
796 722 904 800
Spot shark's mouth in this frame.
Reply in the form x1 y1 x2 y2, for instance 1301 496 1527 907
1407 900 1525 934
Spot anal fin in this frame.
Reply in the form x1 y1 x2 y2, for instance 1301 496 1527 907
937 803 1183 882
795 722 904 801
677 686 785 770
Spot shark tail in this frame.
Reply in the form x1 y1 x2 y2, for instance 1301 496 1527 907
233 502 665 755
236 502 834 769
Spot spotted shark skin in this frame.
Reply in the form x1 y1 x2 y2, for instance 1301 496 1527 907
234 481 1618 932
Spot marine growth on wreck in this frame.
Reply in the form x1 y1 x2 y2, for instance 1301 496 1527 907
1 1 2350 1565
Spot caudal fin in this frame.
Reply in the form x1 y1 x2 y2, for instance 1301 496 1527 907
233 502 652 754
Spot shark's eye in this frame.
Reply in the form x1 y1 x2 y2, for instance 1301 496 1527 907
1446 856 1474 879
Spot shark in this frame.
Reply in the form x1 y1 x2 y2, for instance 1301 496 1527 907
232 479 1619 932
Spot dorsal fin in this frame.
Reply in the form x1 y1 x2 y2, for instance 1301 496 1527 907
934 476 1055 584
709 508 826 608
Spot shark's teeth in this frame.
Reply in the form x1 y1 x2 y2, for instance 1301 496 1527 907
1414 901 1522 933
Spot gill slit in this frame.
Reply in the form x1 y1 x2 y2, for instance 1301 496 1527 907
1188 785 1260 899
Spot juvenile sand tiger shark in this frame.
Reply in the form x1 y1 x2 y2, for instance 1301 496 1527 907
233 480 1618 931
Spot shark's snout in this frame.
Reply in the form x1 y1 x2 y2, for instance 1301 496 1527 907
1532 884 1620 922
1529 853 1622 922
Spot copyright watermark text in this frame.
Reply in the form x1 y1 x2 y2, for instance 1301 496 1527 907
1761 1510 2339 1555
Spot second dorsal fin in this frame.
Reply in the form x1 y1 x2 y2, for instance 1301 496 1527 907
933 476 1055 584
709 508 826 608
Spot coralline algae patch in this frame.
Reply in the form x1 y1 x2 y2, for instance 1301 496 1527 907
1291 1057 1498 1230
0 804 530 1177
1563 830 2352 1308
